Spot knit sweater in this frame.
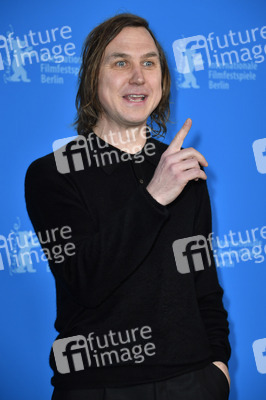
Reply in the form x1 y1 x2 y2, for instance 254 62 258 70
24 130 231 389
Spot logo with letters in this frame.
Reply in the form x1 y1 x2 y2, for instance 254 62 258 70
252 338 266 374
173 35 211 74
172 235 212 274
53 136 92 174
173 35 211 89
252 138 266 174
52 335 91 374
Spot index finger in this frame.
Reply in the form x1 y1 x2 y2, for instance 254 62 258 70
167 118 192 154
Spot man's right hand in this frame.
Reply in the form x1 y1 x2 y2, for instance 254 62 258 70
146 118 208 206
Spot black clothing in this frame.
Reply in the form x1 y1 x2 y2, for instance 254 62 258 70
51 362 229 400
24 131 231 390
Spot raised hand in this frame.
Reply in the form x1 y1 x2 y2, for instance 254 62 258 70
146 119 208 206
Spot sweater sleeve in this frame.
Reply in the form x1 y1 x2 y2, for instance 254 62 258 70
24 157 169 309
193 176 231 367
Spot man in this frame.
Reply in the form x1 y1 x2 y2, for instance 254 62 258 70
25 13 231 400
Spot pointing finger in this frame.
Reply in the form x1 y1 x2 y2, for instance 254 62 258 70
167 118 192 154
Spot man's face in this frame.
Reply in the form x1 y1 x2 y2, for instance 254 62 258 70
97 26 162 131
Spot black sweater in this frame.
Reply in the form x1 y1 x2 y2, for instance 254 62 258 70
24 131 231 389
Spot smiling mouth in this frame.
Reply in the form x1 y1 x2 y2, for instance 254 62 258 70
123 94 147 102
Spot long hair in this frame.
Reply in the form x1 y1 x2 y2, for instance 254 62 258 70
73 13 171 138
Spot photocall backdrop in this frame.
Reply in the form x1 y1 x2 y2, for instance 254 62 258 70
0 0 265 399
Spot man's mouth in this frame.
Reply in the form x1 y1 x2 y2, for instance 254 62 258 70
123 94 147 102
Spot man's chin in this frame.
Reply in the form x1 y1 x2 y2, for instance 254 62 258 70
120 120 149 130
119 113 150 127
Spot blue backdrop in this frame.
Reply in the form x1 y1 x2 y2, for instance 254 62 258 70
1 0 266 399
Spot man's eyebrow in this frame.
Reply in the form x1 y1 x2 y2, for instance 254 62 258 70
105 51 159 62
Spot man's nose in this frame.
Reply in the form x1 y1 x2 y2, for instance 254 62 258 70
129 65 145 85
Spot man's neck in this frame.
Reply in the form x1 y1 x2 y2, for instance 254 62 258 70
93 122 149 154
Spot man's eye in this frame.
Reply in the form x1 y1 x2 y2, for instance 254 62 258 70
144 61 153 67
116 60 126 67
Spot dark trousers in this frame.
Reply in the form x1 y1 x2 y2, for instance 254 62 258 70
51 362 230 400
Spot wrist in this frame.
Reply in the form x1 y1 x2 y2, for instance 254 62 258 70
146 185 165 206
